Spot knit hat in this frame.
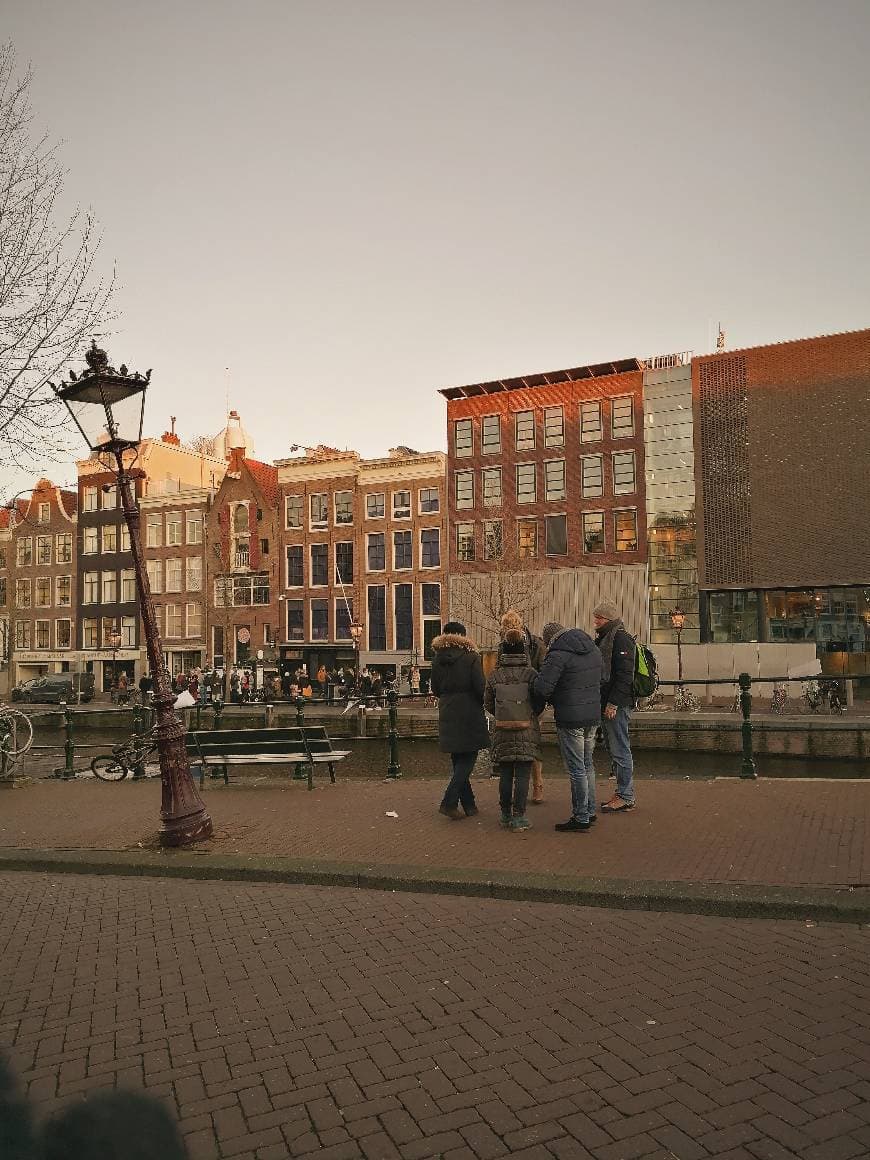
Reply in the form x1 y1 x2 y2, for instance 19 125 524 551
501 628 526 654
593 599 620 621
541 622 564 645
500 609 524 637
442 620 467 636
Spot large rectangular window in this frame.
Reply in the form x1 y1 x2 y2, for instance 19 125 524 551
367 532 385 571
580 400 602 442
56 534 72 563
187 557 203 591
146 560 162 594
286 545 303 587
515 410 535 450
335 491 353 525
35 577 51 607
38 502 51 523
82 487 98 512
82 527 98 555
56 576 71 607
581 454 604 498
310 543 328 586
335 599 353 641
56 619 71 649
35 620 50 649
368 586 387 650
392 490 411 519
393 530 412 570
422 583 441 659
286 600 304 640
546 514 568 556
335 541 354 585
121 569 136 602
611 396 634 437
614 509 638 552
309 493 328 529
484 520 503 561
482 467 502 506
612 450 636 495
15 622 31 649
456 523 475 562
82 618 97 649
101 571 117 603
165 604 183 638
15 579 31 608
481 415 501 455
419 487 439 514
517 519 538 559
455 471 474 509
583 512 605 553
165 558 182 593
186 603 202 638
121 616 136 648
146 515 162 548
394 584 413 651
544 459 566 501
37 535 52 565
102 525 117 554
454 418 473 457
366 492 385 519
311 599 329 641
101 488 117 511
17 538 32 566
285 495 303 529
166 512 182 546
544 406 565 447
82 572 98 605
186 511 203 544
421 528 440 568
516 463 536 504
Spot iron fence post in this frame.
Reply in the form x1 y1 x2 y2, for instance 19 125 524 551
293 696 307 779
738 672 757 780
61 703 76 780
386 688 402 780
213 699 224 730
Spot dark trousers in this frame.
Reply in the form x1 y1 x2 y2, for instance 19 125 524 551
442 751 478 812
498 761 531 818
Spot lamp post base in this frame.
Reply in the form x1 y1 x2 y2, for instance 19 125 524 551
153 695 213 847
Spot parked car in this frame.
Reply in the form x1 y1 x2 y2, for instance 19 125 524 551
11 674 95 704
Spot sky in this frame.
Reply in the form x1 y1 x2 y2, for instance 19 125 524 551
3 0 870 487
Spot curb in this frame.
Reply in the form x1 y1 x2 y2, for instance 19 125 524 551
0 847 868 924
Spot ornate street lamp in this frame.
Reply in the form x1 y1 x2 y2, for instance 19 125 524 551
670 606 685 686
53 342 212 845
349 619 363 688
109 626 121 701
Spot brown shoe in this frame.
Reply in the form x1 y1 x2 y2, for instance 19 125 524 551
439 804 464 820
530 794 544 805
601 797 636 813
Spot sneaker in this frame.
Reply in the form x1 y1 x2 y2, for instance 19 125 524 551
554 817 591 832
510 816 532 831
601 798 636 813
439 804 464 820
500 813 512 827
588 814 597 826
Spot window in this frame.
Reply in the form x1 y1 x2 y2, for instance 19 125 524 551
165 512 182 546
516 463 536 504
82 618 98 649
83 573 98 605
146 560 162 594
612 450 636 495
165 559 182 593
583 512 605 553
482 467 502 506
186 603 202 638
422 583 441 659
310 544 328 586
165 604 183 638
454 418 473 457
285 495 303 529
145 513 162 548
233 503 249 535
102 571 117 603
611 396 634 438
102 525 117 554
517 519 538 559
16 538 32 566
309 493 328 529
56 620 71 649
286 600 304 640
546 514 568 556
544 406 564 447
35 577 51 607
16 578 31 607
15 621 31 649
38 502 50 524
419 487 439 514
334 491 353 525
335 599 353 640
35 620 50 649
484 520 503 561
119 569 135 602
367 586 386 650
580 400 602 442
421 528 440 568
83 487 98 512
515 410 535 451
37 536 52 565
544 459 566 501
392 490 411 520
101 488 117 511
335 542 354 585
394 584 413 651
286 545 303 587
82 527 98 555
457 523 475 562
481 415 501 455
186 511 203 544
187 557 203 591
56 534 72 563
366 492 385 519
120 524 131 552
614 509 638 552
455 471 474 508
102 618 118 648
581 454 604 498
260 538 269 556
55 576 71 607
367 533 385 571
394 530 412 570
121 616 135 648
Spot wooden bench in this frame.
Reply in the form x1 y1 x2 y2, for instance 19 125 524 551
185 727 351 790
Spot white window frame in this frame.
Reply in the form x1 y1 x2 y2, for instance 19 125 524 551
120 524 131 553
309 493 328 530
365 492 385 520
186 511 203 544
146 560 162 595
101 488 117 511
310 598 329 642
420 528 441 569
55 618 72 650
456 522 475 562
165 558 183 594
82 618 98 649
614 507 639 552
82 572 99 605
454 418 473 458
285 544 304 588
38 502 50 524
455 470 474 509
334 490 354 526
120 569 136 603
581 454 604 498
101 570 117 604
145 516 162 549
35 619 51 650
544 458 566 501
34 576 52 608
165 511 183 547
580 400 602 443
56 533 73 564
612 450 637 495
515 410 536 451
517 518 538 559
392 529 413 571
121 615 136 648
82 487 98 512
481 415 501 455
165 604 183 639
392 490 411 520
186 556 203 592
15 578 32 608
611 395 635 438
284 494 303 530
82 527 98 555
16 537 32 566
309 543 329 587
418 487 440 514
185 602 203 639
583 511 606 553
55 575 72 607
36 535 52 566
544 406 565 447
482 467 502 507
366 532 386 572
516 462 536 504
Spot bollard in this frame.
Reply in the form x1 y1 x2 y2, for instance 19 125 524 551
738 672 757 780
357 702 367 737
386 688 402 780
293 696 307 779
265 703 274 728
61 702 76 780
212 698 224 730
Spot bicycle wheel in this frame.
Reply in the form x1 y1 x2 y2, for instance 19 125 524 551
0 709 34 757
91 754 129 781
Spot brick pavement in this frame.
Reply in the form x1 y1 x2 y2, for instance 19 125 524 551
1 776 869 890
2 872 870 1159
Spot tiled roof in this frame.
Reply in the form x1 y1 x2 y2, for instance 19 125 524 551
244 459 279 507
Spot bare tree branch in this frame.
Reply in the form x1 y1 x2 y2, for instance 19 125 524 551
450 525 550 648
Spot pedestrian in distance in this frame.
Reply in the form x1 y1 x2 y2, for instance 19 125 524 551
532 621 602 832
484 624 545 831
594 599 637 812
432 621 490 820
499 609 547 803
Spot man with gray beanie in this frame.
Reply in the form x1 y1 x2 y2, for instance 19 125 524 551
593 599 637 811
532 621 602 832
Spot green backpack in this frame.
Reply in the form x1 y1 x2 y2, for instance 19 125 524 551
632 641 658 698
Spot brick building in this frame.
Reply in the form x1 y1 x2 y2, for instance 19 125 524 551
275 446 447 682
439 359 649 644
0 507 13 694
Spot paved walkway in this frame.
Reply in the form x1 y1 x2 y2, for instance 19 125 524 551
2 871 869 1160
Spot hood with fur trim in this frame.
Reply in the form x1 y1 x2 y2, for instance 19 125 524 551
431 632 479 654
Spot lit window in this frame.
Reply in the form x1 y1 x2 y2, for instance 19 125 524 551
612 450 636 495
581 454 604 498
583 512 605 553
454 419 473 457
455 471 474 509
544 459 566 501
611 396 634 438
614 509 638 552
515 410 535 451
481 415 501 455
517 519 538 559
580 401 602 442
482 468 502 506
544 407 564 447
457 523 475 562
516 463 536 504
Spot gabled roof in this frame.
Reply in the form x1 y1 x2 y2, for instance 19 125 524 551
244 459 279 507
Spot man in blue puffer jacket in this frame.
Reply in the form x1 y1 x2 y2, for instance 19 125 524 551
531 622 603 832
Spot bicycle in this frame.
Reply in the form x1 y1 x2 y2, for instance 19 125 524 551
769 683 788 715
0 705 35 763
821 680 847 715
802 679 823 713
673 684 701 712
91 730 159 781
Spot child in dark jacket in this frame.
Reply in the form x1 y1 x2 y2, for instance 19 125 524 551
484 629 546 831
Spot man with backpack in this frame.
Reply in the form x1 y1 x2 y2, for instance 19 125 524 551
593 599 637 812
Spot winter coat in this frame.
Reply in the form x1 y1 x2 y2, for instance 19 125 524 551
430 633 490 753
596 621 636 709
532 628 603 728
484 653 545 764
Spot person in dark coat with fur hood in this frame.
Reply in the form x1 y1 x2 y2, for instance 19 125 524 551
431 621 490 819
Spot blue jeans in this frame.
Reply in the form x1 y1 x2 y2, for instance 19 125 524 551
556 727 597 824
604 706 634 803
442 751 478 812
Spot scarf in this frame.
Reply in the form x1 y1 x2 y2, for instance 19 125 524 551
596 618 624 684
